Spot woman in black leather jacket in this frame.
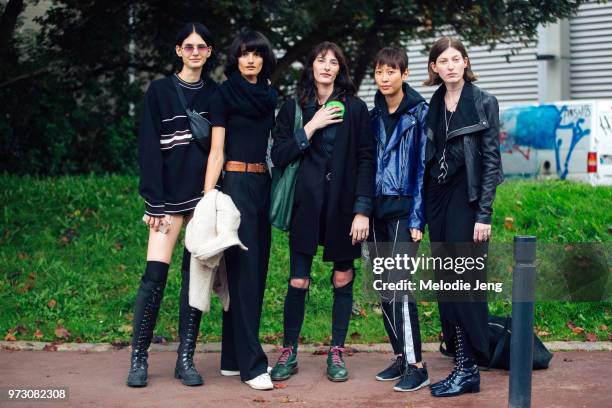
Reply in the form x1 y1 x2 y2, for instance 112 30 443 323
423 37 503 398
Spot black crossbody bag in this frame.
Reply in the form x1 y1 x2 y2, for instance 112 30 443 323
172 75 212 149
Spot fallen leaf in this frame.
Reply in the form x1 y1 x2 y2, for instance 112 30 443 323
47 299 57 309
571 326 584 335
74 337 83 343
585 333 597 342
117 264 126 272
14 325 28 335
54 325 71 339
118 325 132 334
17 252 28 260
274 383 288 389
359 308 367 318
114 241 124 251
350 332 361 340
312 349 326 355
419 301 429 306
151 336 168 345
537 330 550 337
563 357 573 362
566 321 576 330
598 325 607 331
423 311 433 318
4 331 16 341
111 339 129 348
280 395 300 403
34 329 43 339
504 217 514 231
252 396 266 403
43 344 58 352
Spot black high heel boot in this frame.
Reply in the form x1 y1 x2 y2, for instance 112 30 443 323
127 278 166 387
174 250 204 386
430 325 480 397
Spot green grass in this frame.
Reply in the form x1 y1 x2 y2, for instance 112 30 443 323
0 175 610 345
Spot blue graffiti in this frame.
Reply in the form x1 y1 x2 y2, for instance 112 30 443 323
500 105 591 179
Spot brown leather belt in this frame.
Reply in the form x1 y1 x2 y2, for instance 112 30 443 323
224 160 267 173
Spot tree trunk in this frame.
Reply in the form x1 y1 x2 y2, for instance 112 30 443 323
0 0 25 52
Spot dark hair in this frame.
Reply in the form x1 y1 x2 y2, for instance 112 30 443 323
297 41 356 106
374 46 409 73
424 36 477 86
224 29 276 80
174 22 216 75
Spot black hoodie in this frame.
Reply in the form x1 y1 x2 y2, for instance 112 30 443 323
374 82 425 145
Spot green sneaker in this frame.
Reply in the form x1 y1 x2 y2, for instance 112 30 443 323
270 345 298 381
326 346 349 382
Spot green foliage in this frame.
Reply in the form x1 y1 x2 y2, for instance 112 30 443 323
0 175 610 344
0 0 586 175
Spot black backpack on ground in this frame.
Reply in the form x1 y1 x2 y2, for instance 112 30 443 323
439 315 553 370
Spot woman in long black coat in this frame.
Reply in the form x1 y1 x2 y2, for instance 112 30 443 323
423 36 503 398
270 41 375 383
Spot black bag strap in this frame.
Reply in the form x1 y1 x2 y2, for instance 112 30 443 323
488 316 511 369
172 75 190 111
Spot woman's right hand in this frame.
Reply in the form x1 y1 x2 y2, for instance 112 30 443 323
142 214 171 233
303 105 343 139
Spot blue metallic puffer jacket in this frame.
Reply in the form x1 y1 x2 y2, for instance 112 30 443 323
370 86 428 230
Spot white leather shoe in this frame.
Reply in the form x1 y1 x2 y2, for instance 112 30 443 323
221 367 271 377
244 373 273 390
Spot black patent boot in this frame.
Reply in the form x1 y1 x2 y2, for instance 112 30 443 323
430 325 480 397
174 252 204 386
127 278 166 387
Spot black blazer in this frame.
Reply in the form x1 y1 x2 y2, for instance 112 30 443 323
271 94 375 261
425 82 504 224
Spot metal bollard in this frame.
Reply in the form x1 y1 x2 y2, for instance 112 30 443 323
509 235 537 408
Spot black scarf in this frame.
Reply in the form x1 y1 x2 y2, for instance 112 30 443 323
220 71 277 118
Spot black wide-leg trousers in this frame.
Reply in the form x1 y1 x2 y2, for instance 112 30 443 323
425 169 489 364
221 172 271 381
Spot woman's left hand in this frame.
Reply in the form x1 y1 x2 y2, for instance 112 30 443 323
350 214 370 245
473 222 491 242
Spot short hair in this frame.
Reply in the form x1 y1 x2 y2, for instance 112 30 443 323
424 36 477 86
374 47 409 73
224 28 276 80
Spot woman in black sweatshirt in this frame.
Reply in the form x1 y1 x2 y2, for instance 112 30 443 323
204 29 277 391
127 23 218 388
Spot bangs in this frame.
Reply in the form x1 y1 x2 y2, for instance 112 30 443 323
237 33 270 56
374 47 408 72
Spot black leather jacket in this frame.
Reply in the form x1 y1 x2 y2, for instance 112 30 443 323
425 82 504 224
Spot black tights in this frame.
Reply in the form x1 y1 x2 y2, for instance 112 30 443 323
283 250 354 347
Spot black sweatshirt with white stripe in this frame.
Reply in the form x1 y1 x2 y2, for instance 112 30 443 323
138 74 218 216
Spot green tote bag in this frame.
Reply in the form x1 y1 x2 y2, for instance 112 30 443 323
269 99 303 231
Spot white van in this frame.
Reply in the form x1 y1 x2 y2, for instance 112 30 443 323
499 100 612 186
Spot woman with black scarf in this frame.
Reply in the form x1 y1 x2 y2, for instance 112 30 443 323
205 29 277 391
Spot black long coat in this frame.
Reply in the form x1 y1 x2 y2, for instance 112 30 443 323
271 94 375 261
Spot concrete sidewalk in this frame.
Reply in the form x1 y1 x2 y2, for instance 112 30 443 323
0 349 609 408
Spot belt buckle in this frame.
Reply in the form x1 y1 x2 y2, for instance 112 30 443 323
325 172 332 182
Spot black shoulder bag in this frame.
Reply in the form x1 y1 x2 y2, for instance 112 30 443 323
172 75 212 149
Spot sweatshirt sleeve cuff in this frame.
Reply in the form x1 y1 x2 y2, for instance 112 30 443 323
353 196 372 217
144 201 165 217
294 128 310 151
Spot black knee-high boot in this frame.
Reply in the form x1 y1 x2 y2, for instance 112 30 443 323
175 247 204 386
127 261 168 387
430 325 480 397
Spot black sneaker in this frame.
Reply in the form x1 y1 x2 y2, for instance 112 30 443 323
393 363 430 392
375 355 405 381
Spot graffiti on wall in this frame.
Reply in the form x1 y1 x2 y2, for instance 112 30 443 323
500 104 591 179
